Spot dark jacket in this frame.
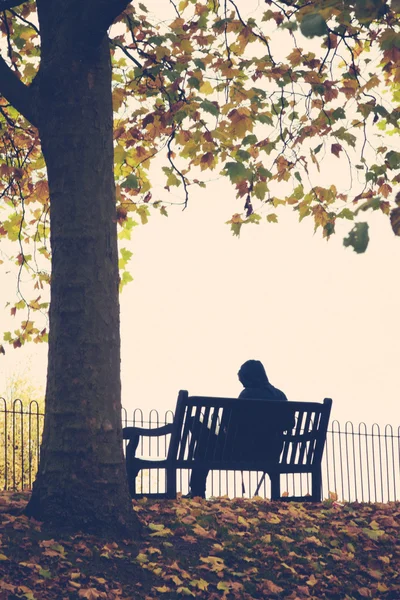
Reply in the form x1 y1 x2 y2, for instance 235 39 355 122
226 360 292 461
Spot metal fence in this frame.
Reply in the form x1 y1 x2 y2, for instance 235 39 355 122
1 399 399 503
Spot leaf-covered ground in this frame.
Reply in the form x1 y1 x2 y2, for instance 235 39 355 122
0 492 399 599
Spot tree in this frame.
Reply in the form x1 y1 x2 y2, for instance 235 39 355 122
0 0 399 531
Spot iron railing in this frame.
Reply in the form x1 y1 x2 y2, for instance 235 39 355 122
1 399 399 502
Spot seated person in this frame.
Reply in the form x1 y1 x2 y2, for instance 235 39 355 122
187 359 290 499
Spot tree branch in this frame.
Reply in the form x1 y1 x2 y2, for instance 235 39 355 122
0 55 38 126
84 0 132 37
0 0 30 10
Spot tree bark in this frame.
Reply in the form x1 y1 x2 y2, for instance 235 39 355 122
24 2 140 536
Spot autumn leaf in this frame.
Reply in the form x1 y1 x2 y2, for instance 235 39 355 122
264 579 284 593
153 585 170 593
331 143 343 158
78 589 103 600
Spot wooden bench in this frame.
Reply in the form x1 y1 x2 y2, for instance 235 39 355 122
123 390 332 502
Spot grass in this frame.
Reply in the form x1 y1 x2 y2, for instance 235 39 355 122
0 491 399 599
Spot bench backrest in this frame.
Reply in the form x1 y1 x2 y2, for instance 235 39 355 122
167 391 332 470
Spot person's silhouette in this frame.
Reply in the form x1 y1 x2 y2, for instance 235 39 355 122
187 359 289 498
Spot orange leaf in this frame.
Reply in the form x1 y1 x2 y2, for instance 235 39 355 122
78 589 103 600
265 580 284 593
378 183 392 198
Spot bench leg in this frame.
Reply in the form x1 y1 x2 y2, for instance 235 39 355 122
166 467 177 499
270 473 280 500
311 466 322 501
125 438 140 497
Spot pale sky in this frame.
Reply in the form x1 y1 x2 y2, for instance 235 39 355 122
1 176 399 428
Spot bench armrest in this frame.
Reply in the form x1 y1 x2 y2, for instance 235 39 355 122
123 423 174 439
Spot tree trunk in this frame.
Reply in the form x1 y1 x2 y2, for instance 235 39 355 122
25 5 139 536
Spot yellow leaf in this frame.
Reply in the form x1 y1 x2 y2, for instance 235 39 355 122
199 81 213 95
0 554 8 561
276 535 295 543
266 513 281 524
364 75 380 91
190 579 209 591
177 587 195 596
217 581 231 591
238 515 250 528
282 562 297 574
304 536 322 546
378 555 390 564
180 39 193 53
153 586 170 593
261 534 271 543
156 46 169 61
306 574 318 587
377 582 389 592
136 553 148 563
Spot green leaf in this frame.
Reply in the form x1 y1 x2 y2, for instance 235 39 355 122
39 569 52 579
194 58 205 70
256 114 273 125
343 222 369 253
162 167 181 187
332 107 346 120
258 166 272 179
338 208 354 220
380 32 400 50
119 248 133 270
187 76 200 90
235 149 251 161
253 181 268 200
119 271 133 292
114 144 125 164
294 171 302 183
300 13 328 38
385 150 400 169
334 127 357 147
200 100 219 117
224 162 250 184
243 134 258 145
121 174 139 189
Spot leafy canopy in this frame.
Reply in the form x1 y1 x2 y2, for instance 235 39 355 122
1 0 400 348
